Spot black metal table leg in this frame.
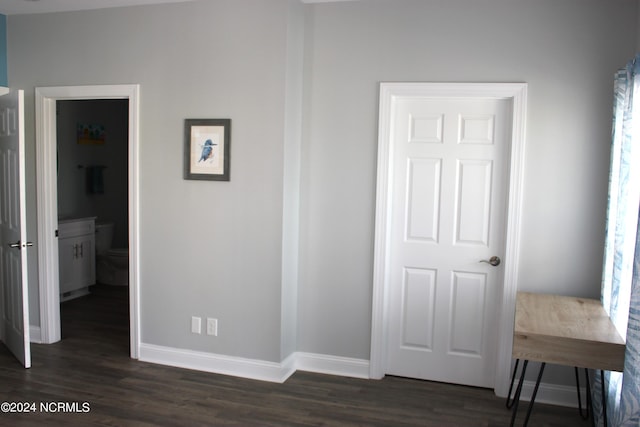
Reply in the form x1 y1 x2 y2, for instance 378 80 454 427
508 362 600 427
522 362 546 427
584 368 593 419
506 359 521 409
509 359 529 427
601 370 608 427
576 367 592 419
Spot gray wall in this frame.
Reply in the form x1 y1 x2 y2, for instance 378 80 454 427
10 0 291 362
0 15 6 87
295 0 638 382
7 0 639 386
297 0 637 354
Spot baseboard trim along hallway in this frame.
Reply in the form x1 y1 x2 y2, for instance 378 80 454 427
139 343 579 408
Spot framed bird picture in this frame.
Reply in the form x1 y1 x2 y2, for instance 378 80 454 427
184 118 231 181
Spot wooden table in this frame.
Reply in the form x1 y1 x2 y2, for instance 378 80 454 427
508 292 626 426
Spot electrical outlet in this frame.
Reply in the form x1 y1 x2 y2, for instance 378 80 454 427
207 318 218 336
191 316 202 334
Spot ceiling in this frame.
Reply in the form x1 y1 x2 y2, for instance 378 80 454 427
0 0 195 15
0 0 356 16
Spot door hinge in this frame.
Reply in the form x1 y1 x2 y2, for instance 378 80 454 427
55 229 59 237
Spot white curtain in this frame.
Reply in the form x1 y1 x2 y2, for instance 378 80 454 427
593 53 640 427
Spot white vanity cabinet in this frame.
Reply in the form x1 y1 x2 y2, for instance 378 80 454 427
58 217 96 300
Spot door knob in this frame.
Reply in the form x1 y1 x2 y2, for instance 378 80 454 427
479 256 501 267
8 241 33 249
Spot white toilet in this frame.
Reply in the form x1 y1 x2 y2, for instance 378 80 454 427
95 222 129 286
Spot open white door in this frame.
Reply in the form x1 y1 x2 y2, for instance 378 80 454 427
0 88 31 368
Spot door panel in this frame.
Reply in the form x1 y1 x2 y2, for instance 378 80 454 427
402 267 436 350
386 98 509 388
406 158 441 242
449 271 486 355
455 159 492 245
0 89 30 368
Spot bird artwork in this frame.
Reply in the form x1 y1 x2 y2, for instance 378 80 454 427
198 139 217 163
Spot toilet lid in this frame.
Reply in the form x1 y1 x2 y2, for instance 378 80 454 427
108 248 128 257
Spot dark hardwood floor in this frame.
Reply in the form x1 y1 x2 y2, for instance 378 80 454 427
0 285 589 426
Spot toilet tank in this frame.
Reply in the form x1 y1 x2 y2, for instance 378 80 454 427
95 222 114 255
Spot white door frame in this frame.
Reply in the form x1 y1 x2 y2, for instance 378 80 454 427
370 82 527 396
35 84 140 359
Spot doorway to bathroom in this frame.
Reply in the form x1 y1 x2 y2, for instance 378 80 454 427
56 99 129 340
35 85 140 359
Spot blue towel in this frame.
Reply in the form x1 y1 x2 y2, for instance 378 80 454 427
87 166 105 194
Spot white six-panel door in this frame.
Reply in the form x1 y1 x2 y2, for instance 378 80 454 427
385 97 510 387
0 88 31 368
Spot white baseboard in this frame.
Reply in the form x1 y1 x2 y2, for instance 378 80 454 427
139 343 296 383
516 380 585 409
138 344 369 384
29 325 42 344
294 352 370 379
138 343 577 409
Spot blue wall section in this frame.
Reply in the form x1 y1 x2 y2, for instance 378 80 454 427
0 15 6 87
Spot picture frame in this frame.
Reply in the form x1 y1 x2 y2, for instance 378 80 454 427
184 118 231 181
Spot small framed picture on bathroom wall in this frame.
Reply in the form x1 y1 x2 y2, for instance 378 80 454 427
184 118 231 181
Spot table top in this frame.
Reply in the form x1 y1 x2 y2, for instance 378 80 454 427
512 292 626 371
